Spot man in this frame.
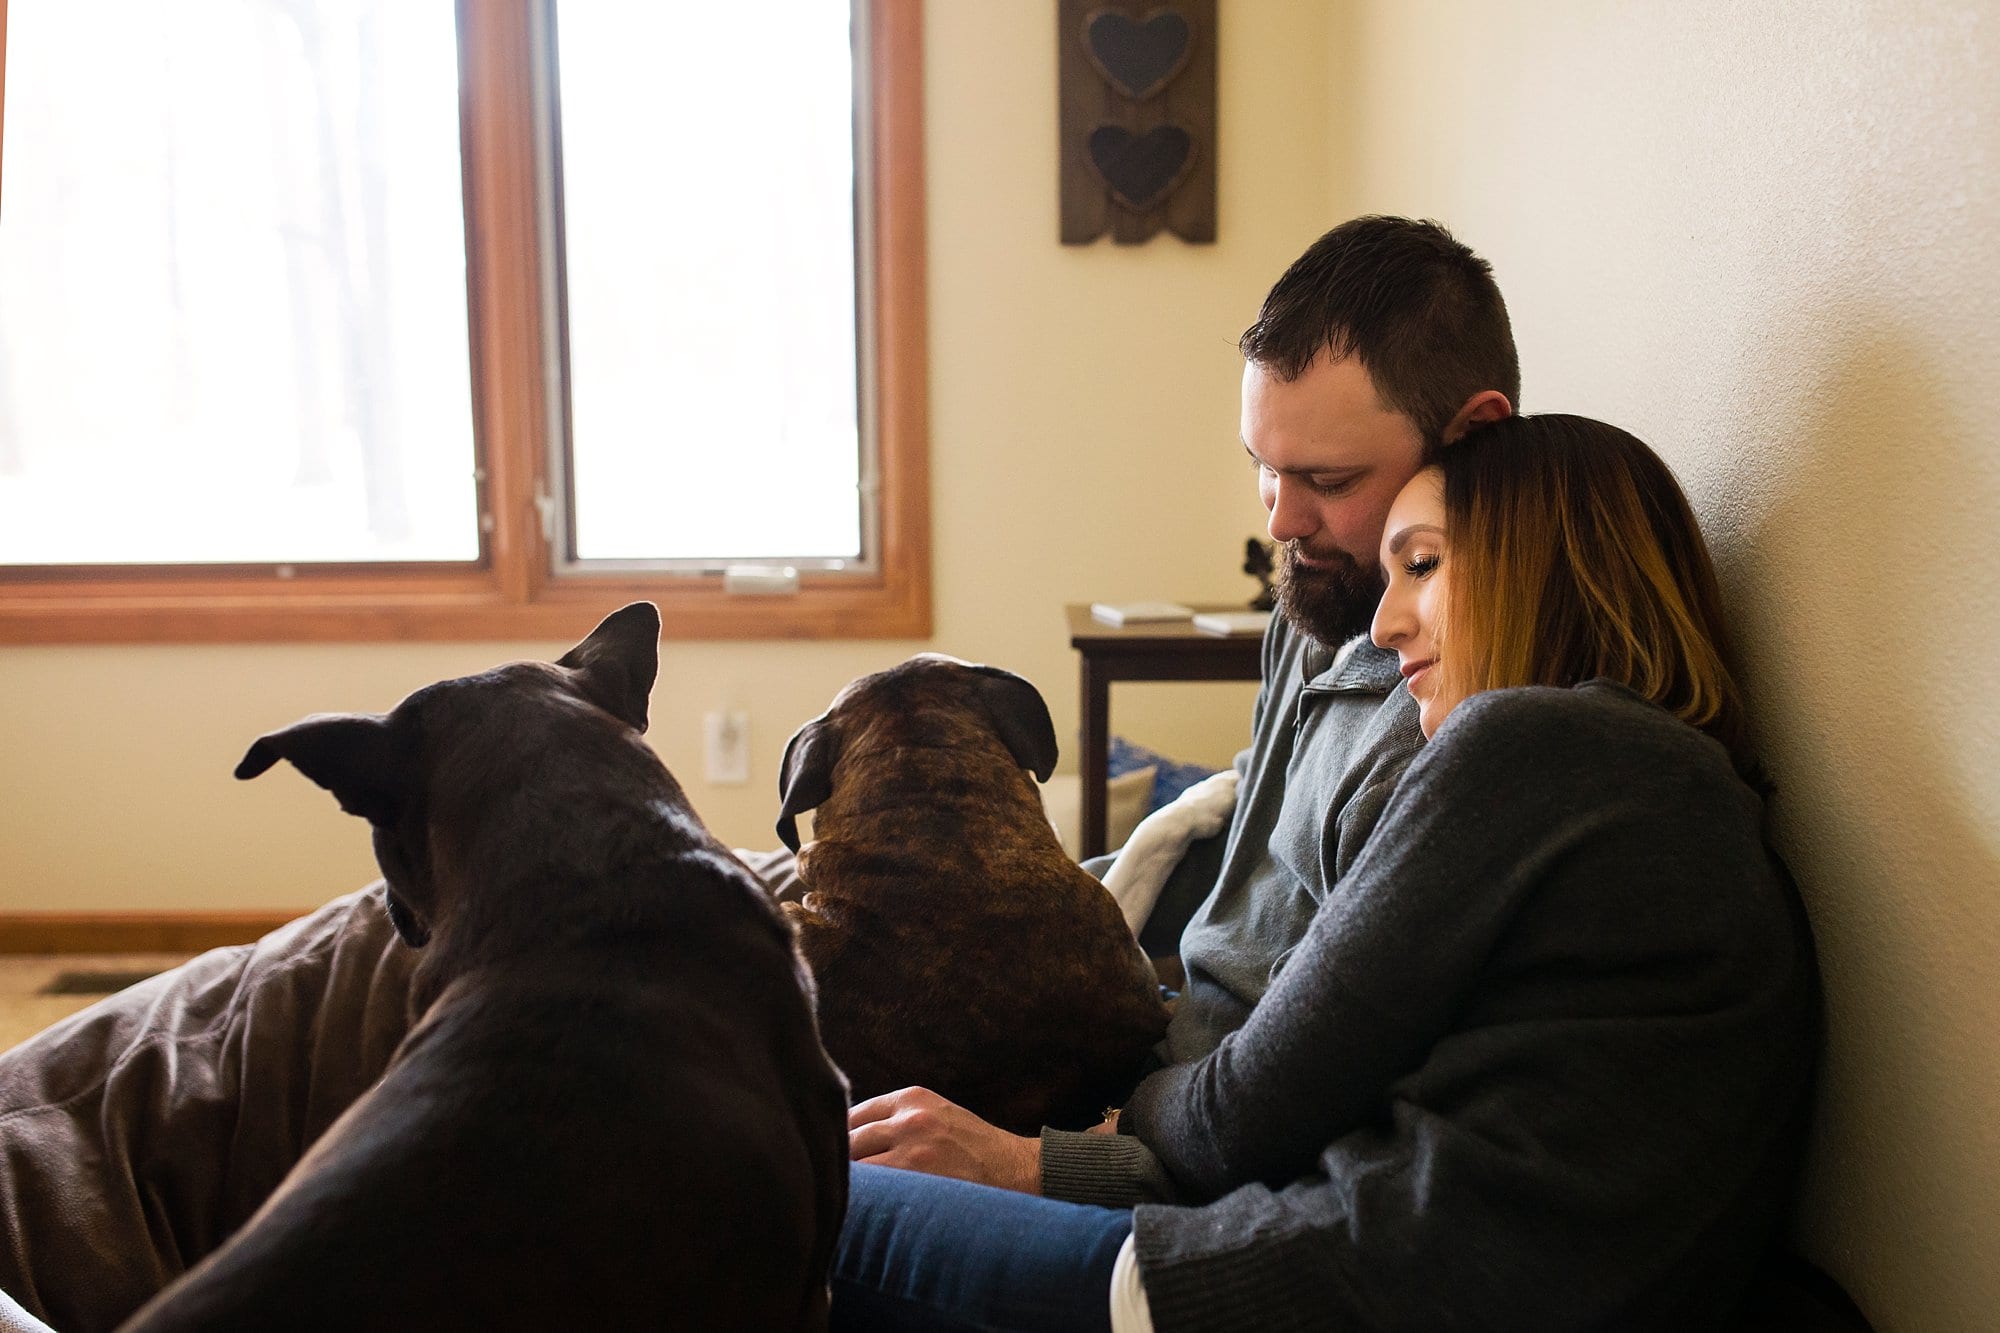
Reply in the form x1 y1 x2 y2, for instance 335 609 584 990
0 217 1519 1332
828 217 1518 1328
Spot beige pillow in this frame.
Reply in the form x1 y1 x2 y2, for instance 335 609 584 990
1039 766 1157 862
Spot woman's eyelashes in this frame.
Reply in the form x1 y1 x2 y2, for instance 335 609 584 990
1402 552 1441 579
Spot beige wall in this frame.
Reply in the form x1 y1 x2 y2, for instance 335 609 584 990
1327 2 1998 1327
0 2 1313 909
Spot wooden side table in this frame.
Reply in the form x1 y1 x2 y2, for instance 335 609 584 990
1066 605 1264 859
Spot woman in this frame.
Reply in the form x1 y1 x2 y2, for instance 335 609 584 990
1372 410 1756 762
835 415 1820 1332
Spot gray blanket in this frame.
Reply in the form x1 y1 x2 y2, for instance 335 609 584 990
0 888 413 1332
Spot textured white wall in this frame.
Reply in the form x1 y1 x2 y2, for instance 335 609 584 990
1331 3 1999 1327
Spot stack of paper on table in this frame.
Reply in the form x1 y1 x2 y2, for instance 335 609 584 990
1090 601 1196 626
1191 610 1272 637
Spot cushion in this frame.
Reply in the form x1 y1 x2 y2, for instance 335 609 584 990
1040 767 1157 861
1108 736 1223 813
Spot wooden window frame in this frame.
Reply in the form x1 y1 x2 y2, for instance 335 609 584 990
0 0 929 644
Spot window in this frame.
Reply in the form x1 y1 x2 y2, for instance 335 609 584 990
0 0 929 642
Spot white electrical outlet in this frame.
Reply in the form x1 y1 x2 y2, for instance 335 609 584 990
703 709 751 785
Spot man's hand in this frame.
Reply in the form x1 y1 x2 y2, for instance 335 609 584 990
847 1087 1042 1194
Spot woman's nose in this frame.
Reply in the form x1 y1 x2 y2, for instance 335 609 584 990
1371 583 1410 650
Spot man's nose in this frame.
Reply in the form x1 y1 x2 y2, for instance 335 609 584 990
1265 477 1318 544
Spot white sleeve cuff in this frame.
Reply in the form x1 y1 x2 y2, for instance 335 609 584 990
1108 1230 1155 1333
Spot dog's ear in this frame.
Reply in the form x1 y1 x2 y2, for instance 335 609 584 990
236 713 408 827
776 715 839 853
970 666 1059 782
557 602 661 733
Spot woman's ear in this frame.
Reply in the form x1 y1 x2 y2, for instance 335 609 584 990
1442 390 1514 443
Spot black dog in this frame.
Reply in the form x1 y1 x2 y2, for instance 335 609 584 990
121 604 849 1332
777 654 1170 1134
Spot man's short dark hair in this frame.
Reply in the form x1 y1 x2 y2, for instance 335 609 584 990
1239 216 1521 444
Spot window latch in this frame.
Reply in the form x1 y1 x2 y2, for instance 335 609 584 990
723 565 800 595
533 483 559 542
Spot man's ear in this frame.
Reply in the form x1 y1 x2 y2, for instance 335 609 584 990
775 716 839 853
557 602 661 733
1442 390 1514 444
236 713 407 828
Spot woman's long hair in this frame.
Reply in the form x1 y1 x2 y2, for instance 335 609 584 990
1435 414 1757 778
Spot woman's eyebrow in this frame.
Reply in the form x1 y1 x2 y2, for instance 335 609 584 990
1385 523 1444 557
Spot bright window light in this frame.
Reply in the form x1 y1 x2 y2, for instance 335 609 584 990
552 1 863 564
0 0 476 566
0 0 868 574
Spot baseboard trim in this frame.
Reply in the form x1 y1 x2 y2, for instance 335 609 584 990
0 913 297 954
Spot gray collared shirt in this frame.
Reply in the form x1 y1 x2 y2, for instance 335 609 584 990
1040 616 1424 1206
1169 618 1424 1064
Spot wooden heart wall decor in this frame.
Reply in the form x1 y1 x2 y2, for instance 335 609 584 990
1060 0 1216 244
1085 9 1193 100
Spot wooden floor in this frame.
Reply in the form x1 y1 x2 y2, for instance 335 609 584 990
0 954 196 1053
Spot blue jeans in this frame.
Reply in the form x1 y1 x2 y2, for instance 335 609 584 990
831 1163 1134 1332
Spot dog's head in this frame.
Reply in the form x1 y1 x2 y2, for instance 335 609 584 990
234 602 662 948
775 653 1057 853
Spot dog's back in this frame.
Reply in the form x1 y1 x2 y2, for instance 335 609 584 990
122 605 848 1332
777 656 1169 1133
129 901 843 1331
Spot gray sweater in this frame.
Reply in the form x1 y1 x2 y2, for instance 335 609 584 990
1171 624 1425 1063
1123 682 1820 1331
1043 617 1424 1205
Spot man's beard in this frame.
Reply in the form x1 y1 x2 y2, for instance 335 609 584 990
1273 541 1383 648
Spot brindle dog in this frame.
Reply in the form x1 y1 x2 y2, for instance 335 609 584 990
776 654 1170 1134
122 604 849 1333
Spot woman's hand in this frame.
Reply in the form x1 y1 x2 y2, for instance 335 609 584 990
848 1087 1041 1195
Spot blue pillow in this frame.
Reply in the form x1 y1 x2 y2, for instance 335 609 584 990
1107 736 1222 814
